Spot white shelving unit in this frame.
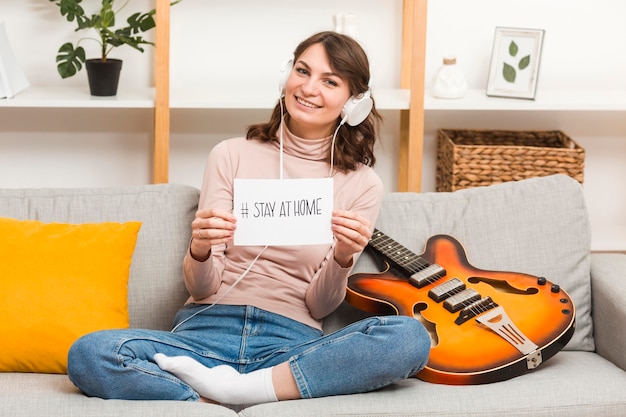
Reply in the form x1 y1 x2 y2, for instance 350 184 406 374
0 87 154 109
5 87 622 112
424 89 626 112
1 0 426 188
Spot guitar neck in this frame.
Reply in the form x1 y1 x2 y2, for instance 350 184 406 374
369 228 431 276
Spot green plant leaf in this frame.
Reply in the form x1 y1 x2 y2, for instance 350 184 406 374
55 42 86 79
76 16 94 30
502 62 516 83
519 55 531 70
99 0 116 28
508 41 518 57
128 12 156 34
50 0 85 23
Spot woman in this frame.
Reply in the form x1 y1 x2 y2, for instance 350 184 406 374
68 31 430 405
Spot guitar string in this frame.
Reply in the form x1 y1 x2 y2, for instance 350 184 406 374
371 232 492 309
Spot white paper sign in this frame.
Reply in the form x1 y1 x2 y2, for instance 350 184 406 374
233 178 334 246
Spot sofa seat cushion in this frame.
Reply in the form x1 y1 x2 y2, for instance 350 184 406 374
239 352 626 417
0 373 238 417
344 175 593 351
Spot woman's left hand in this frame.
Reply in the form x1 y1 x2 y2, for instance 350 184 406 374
331 210 372 268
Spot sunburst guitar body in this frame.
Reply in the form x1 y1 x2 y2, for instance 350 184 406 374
346 229 576 385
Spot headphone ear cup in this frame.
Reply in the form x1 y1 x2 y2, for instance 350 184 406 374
341 90 373 126
278 58 293 95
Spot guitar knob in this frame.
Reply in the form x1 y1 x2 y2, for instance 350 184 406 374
537 277 547 285
551 284 560 293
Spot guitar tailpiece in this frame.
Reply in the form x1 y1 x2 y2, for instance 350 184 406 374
475 306 539 355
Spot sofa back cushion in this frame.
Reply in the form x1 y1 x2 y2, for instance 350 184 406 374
330 175 593 352
0 184 200 331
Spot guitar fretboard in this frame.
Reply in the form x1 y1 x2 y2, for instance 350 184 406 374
369 228 431 275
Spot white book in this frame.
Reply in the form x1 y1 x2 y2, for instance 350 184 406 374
0 21 29 99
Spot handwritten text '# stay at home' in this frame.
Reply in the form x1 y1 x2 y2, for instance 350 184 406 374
240 198 323 219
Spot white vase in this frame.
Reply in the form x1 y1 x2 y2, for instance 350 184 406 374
432 56 467 99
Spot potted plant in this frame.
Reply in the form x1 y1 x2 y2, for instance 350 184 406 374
49 0 180 96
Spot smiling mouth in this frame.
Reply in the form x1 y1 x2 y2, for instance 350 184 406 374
296 96 321 109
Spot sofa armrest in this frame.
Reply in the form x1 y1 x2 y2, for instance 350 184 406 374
590 253 626 370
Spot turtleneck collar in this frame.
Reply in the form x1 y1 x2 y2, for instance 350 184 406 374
278 122 333 162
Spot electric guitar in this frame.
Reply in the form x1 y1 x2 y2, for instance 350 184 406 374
346 229 576 385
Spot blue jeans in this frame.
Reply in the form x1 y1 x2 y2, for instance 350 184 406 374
68 304 430 401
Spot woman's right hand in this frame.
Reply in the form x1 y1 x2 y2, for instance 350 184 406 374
189 208 237 262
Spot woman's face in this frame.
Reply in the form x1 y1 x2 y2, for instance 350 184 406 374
284 43 351 139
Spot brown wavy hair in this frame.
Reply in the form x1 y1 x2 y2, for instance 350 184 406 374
246 31 382 172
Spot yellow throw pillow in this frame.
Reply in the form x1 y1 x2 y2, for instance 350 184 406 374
0 217 141 374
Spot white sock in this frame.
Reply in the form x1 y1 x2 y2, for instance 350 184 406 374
154 353 278 405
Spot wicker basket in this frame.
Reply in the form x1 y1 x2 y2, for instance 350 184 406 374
436 129 585 192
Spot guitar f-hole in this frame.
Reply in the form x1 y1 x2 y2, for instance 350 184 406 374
413 303 439 348
467 276 539 295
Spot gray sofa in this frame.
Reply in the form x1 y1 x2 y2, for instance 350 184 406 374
1 174 625 417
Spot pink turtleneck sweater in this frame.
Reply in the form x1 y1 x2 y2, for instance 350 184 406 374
182 128 383 330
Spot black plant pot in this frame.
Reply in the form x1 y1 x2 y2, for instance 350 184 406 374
85 59 123 96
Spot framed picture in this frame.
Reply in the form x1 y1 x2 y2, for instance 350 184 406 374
486 27 545 99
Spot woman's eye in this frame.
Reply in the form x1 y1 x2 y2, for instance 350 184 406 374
296 67 309 76
325 79 339 87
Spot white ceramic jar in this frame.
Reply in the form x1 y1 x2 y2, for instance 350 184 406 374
432 56 467 99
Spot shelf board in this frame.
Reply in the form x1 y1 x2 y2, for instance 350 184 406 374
424 89 626 111
5 87 623 112
0 86 155 109
170 88 411 110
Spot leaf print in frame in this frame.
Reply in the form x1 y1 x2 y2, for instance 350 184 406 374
487 27 545 99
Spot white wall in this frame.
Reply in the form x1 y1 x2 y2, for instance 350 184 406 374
1 0 624 250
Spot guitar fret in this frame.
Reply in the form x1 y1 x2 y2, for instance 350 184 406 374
370 229 430 275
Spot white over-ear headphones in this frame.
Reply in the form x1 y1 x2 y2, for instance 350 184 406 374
278 58 293 96
278 58 373 126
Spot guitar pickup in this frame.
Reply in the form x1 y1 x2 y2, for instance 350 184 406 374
444 288 481 313
429 277 465 302
409 264 446 288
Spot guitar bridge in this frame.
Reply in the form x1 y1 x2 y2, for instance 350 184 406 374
455 297 498 325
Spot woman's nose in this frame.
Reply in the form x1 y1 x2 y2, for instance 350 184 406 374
300 78 319 96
